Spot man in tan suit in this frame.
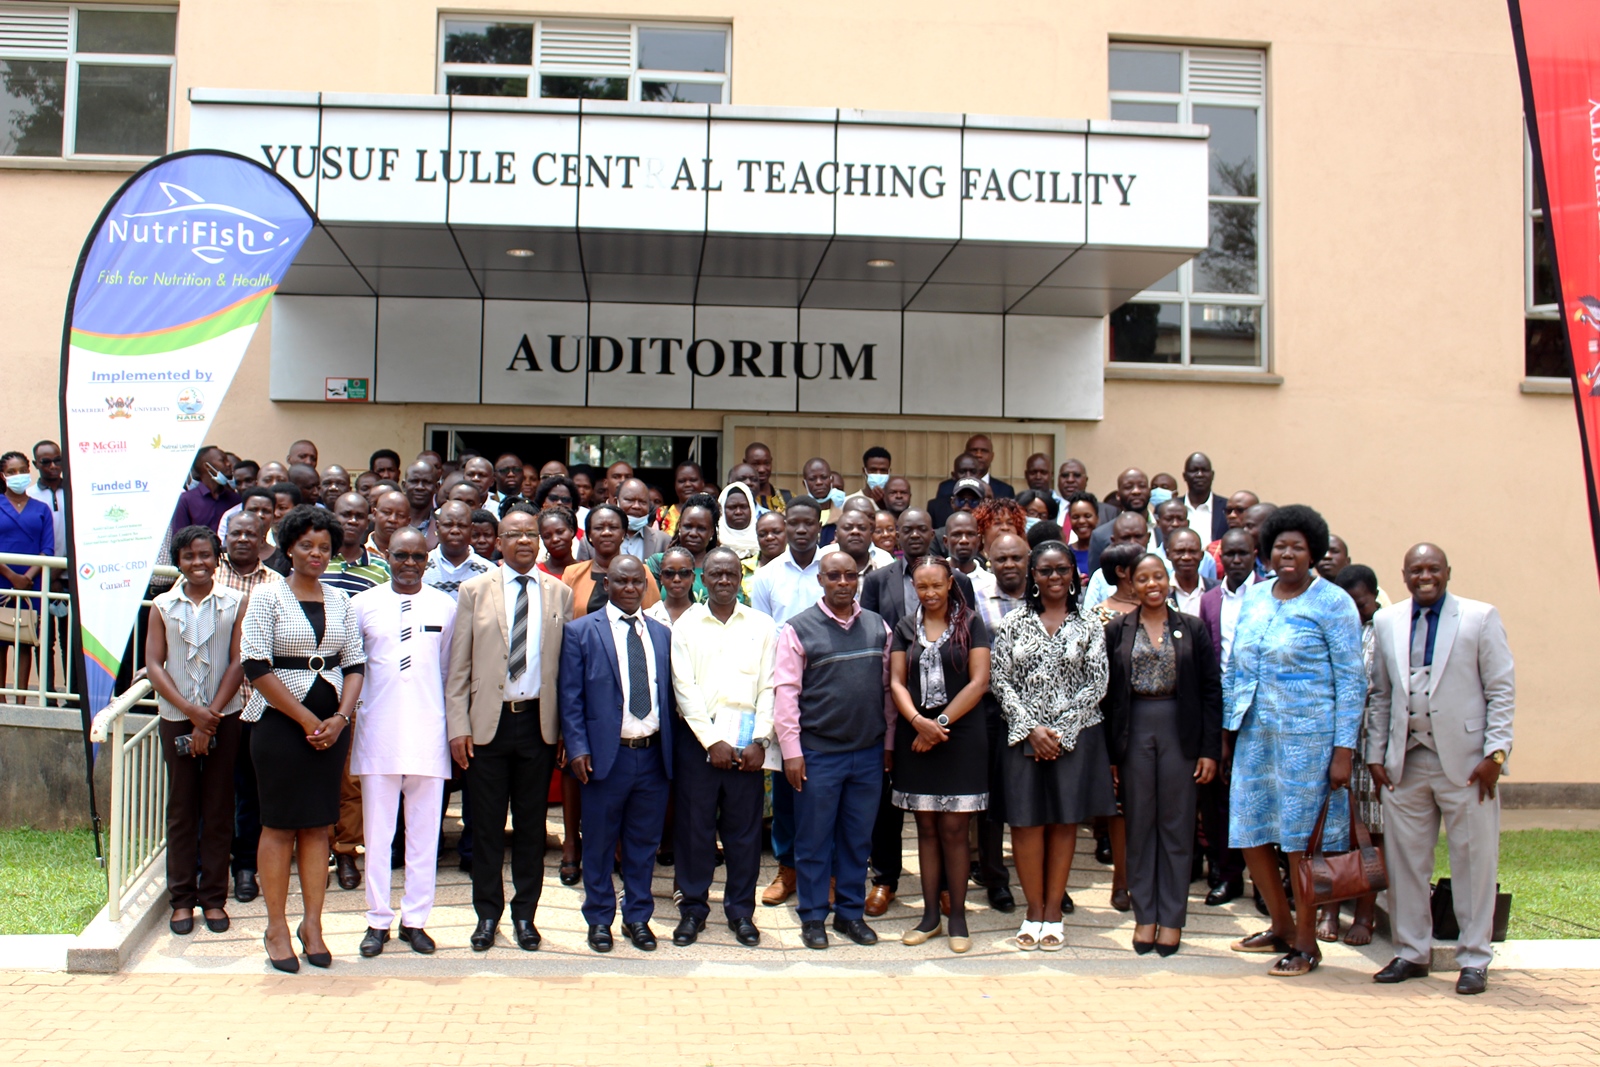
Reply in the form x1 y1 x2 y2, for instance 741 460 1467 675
447 504 573 952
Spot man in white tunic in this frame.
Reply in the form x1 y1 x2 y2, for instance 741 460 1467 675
351 528 457 956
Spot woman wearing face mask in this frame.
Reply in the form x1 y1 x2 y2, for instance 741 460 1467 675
1101 554 1221 957
1 451 54 702
1015 491 1055 534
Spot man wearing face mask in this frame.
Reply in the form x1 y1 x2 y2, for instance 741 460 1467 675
168 446 240 536
616 479 671 560
860 447 894 507
801 458 844 547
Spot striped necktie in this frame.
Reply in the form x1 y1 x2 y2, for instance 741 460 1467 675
508 575 530 680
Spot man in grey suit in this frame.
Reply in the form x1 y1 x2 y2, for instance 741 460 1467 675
1365 543 1514 995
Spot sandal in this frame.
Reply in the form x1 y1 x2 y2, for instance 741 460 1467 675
1344 919 1374 947
1269 949 1321 977
1016 921 1042 950
1316 906 1340 943
1231 929 1292 954
1038 922 1065 952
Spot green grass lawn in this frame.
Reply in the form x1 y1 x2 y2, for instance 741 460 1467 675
0 828 106 936
1435 829 1600 940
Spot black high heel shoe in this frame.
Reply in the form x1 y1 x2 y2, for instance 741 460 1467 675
296 924 332 968
264 932 299 973
1156 938 1181 958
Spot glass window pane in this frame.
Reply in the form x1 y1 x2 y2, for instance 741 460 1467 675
639 436 673 469
638 27 727 73
444 21 533 65
1110 101 1179 123
1109 48 1181 92
1145 269 1180 292
446 75 529 98
1195 202 1258 294
641 80 723 104
602 436 638 467
76 10 176 55
1193 105 1257 197
74 64 168 155
1109 302 1182 363
1532 216 1558 307
569 434 601 468
540 75 627 100
1525 318 1572 378
0 60 65 157
1191 304 1261 366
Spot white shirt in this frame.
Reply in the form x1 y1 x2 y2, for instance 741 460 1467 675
819 540 894 578
606 601 661 738
959 562 997 603
27 480 65 559
1184 493 1213 539
1171 580 1206 616
670 601 778 756
423 545 493 600
749 548 823 625
1218 573 1257 666
501 564 543 700
349 583 456 778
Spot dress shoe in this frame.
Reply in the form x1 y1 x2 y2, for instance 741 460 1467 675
1456 967 1488 995
559 860 582 886
1205 877 1244 906
335 853 361 891
833 917 878 946
512 919 541 951
762 865 796 906
902 923 942 946
1061 891 1076 915
1094 835 1113 865
800 920 829 949
656 848 675 867
673 915 705 946
864 884 894 917
587 925 613 953
401 926 437 954
1373 957 1431 984
623 921 657 951
1110 887 1132 912
234 869 258 904
457 855 472 873
728 917 761 947
169 911 194 936
295 924 332 968
1155 938 1181 958
204 911 230 934
359 927 390 957
949 935 971 954
264 932 299 973
987 885 1016 913
469 919 496 951
390 849 405 871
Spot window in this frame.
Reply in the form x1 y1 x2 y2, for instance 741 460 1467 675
568 434 674 471
1107 45 1267 368
0 4 175 158
1525 129 1571 378
438 18 729 104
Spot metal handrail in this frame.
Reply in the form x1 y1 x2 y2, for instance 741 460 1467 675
89 678 160 920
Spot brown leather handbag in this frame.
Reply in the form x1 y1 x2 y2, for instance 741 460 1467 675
1295 785 1388 906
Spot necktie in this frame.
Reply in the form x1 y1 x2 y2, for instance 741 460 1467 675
625 615 651 719
1410 608 1432 670
508 575 530 680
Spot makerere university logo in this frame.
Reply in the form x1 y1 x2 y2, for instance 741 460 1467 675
106 182 297 266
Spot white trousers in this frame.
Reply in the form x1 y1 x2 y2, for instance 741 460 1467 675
1384 745 1499 970
360 773 445 930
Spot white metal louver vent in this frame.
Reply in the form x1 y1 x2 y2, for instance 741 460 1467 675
1188 50 1265 97
538 22 632 72
0 6 70 57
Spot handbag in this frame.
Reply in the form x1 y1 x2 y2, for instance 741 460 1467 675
0 602 38 646
1431 878 1512 943
1294 784 1388 906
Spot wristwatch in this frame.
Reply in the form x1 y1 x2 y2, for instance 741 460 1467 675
936 713 950 727
754 737 771 750
1489 749 1506 766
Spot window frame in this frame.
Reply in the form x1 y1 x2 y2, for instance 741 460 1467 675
1107 42 1269 370
435 16 731 104
0 2 178 160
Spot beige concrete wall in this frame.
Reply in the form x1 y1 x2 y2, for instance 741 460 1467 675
3 1 1591 781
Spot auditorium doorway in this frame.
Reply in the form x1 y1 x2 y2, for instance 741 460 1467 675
425 424 721 500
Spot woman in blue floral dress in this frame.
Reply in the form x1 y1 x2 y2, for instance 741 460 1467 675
1222 505 1365 977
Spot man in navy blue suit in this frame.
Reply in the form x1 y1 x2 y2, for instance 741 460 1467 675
560 554 675 953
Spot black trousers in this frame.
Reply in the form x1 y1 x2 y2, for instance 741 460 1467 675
465 708 556 922
976 702 1010 889
231 719 260 873
869 771 903 890
672 719 764 923
160 715 241 911
1198 743 1244 884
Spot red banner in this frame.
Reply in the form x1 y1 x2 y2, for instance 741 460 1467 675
1511 1 1600 573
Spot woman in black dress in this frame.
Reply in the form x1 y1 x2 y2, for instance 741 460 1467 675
240 506 365 972
888 556 991 953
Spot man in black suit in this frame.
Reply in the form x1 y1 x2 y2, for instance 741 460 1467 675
928 456 985 529
1181 452 1229 543
1087 468 1159 576
931 434 1015 504
857 507 976 916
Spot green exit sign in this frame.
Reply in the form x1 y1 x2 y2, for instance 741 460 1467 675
325 378 369 402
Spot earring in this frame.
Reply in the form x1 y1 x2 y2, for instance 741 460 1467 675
1030 583 1040 597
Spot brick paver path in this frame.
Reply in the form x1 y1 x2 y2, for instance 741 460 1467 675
4 968 1600 1065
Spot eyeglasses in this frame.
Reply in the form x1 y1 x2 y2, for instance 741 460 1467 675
389 551 429 563
1033 565 1074 578
659 568 696 579
35 457 61 467
545 495 573 506
951 498 977 509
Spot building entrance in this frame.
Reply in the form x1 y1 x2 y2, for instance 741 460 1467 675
426 424 720 499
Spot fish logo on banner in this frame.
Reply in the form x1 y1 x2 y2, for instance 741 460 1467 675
61 150 315 718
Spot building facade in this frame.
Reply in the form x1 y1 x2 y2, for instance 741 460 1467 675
2 0 1592 792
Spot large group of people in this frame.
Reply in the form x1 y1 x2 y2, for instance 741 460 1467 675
2 432 1515 991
